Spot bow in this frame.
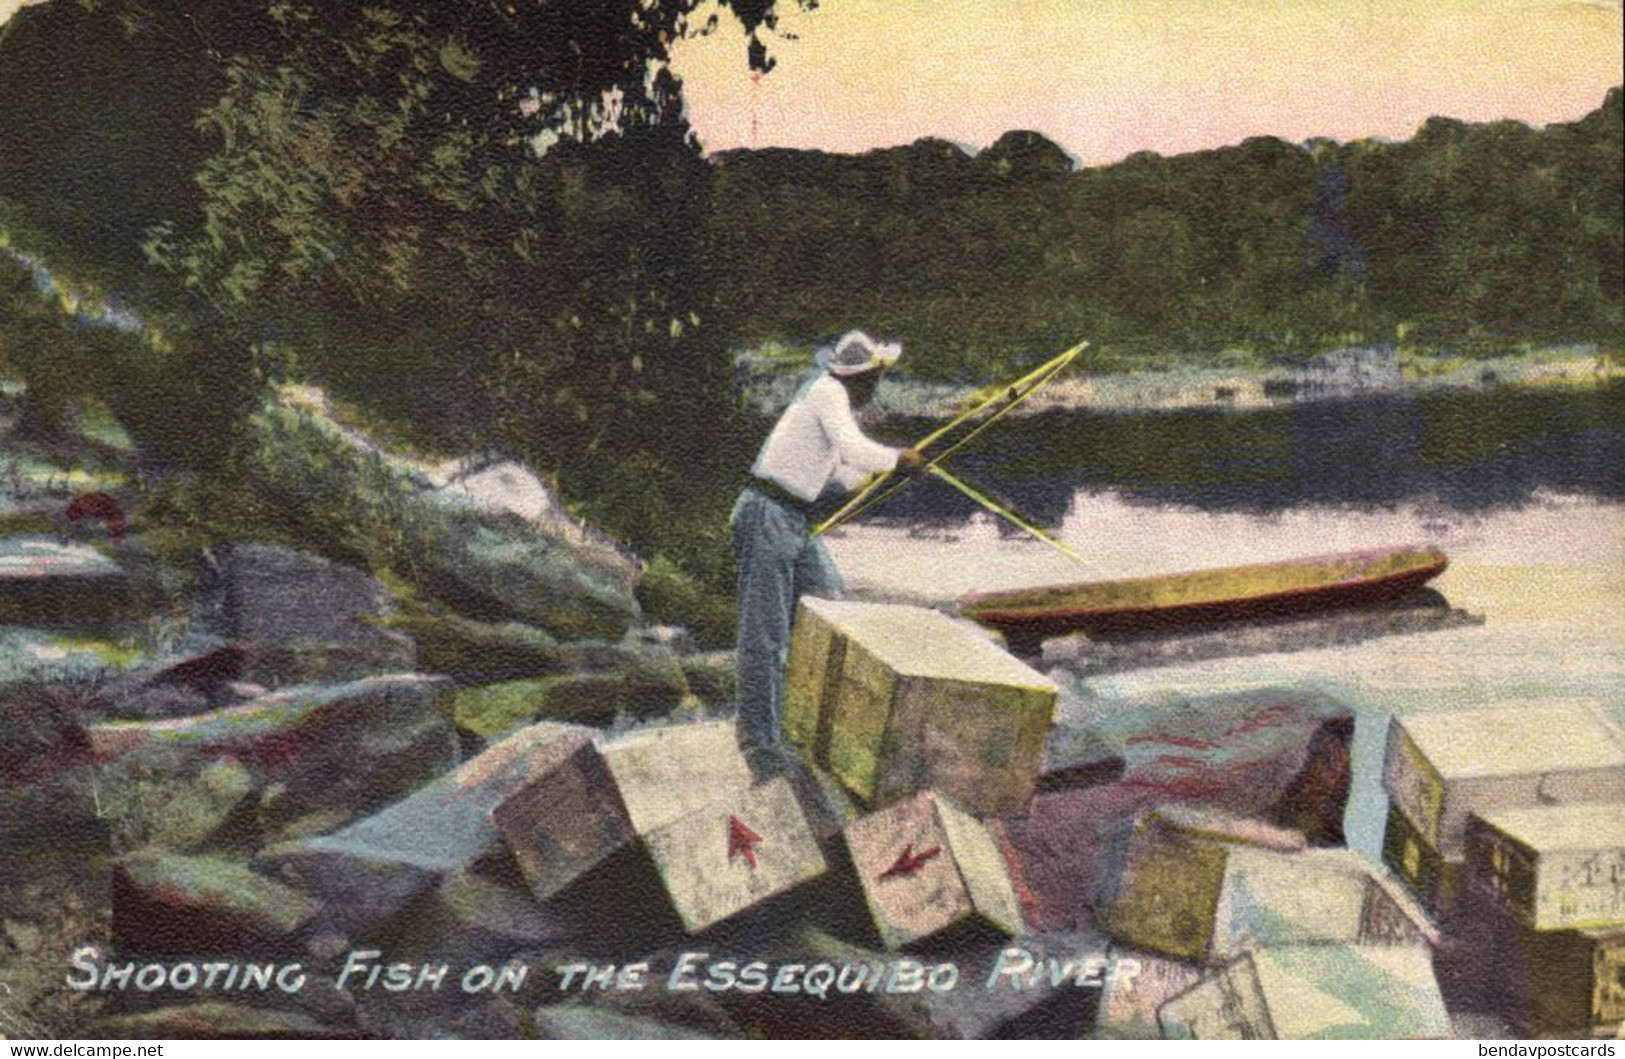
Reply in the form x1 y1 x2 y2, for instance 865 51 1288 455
809 339 1091 567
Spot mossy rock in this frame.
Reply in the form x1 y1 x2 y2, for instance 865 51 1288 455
150 757 258 853
0 536 139 626
454 674 621 733
413 509 640 642
619 646 690 721
387 611 566 683
452 654 690 736
245 636 418 688
679 651 737 712
112 850 315 954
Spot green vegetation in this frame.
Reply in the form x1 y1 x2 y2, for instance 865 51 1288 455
0 0 1618 646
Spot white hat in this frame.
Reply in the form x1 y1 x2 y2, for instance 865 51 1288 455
827 330 903 376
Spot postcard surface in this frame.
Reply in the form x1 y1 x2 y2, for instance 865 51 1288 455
0 0 1620 1041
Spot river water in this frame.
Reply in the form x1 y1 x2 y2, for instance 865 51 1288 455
825 383 1624 859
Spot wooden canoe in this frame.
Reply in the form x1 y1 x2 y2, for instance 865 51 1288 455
958 545 1449 640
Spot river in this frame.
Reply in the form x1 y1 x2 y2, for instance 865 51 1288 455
824 383 1624 859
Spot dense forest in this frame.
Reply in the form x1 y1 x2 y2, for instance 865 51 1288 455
0 0 1620 626
707 97 1623 379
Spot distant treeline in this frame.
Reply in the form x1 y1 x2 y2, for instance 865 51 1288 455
0 0 1619 596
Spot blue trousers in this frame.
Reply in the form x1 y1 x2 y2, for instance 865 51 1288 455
731 487 843 752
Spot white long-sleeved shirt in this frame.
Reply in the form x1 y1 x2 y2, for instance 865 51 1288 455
752 373 900 502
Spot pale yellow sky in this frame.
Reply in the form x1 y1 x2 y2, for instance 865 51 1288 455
0 0 35 27
670 0 1625 163
3 0 1619 165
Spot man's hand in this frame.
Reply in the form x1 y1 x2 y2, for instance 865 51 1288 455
896 448 928 476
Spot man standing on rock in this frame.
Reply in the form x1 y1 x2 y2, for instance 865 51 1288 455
732 330 926 776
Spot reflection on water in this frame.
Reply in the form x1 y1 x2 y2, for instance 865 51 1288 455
828 385 1623 864
869 382 1624 526
1038 589 1483 674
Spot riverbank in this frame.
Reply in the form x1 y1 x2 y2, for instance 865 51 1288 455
1 344 1618 1038
738 341 1622 419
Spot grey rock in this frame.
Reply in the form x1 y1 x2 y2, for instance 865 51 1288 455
97 645 254 719
102 682 213 720
388 870 578 965
244 636 418 688
413 502 639 642
206 543 395 647
257 722 594 937
0 536 132 625
388 611 565 684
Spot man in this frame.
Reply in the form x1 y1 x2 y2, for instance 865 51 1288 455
732 330 926 775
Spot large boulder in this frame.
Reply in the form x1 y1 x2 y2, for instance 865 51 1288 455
430 457 641 588
202 543 401 647
412 501 640 642
447 643 692 735
239 402 640 644
1006 687 1355 931
387 870 579 967
256 721 595 939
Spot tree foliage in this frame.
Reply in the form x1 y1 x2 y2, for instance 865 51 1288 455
709 94 1623 377
134 1 806 475
2 0 807 488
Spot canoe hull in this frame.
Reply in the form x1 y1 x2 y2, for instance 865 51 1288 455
959 547 1449 640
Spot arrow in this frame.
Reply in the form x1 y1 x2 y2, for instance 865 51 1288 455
878 843 943 881
727 815 763 869
927 465 1096 571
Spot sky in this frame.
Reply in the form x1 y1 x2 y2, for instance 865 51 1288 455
669 0 1625 164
